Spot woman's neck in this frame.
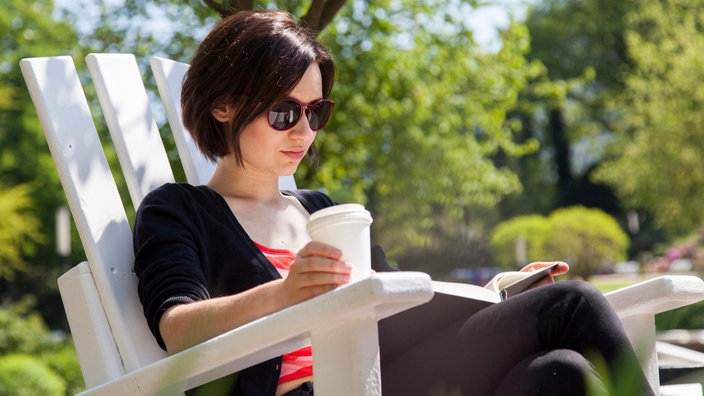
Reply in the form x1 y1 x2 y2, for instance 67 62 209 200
207 156 282 202
207 156 310 251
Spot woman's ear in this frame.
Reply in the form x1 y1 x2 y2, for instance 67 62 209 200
211 102 235 123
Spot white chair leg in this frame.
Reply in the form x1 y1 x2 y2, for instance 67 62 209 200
312 315 382 396
621 313 660 393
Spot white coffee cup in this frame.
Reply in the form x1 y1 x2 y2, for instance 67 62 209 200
306 204 373 283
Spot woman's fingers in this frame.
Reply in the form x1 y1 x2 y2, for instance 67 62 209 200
282 241 352 302
521 261 569 276
297 240 343 260
521 261 570 290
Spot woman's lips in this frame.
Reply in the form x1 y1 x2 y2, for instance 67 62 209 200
282 149 306 160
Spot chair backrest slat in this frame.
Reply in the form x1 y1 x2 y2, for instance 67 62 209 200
20 56 167 375
150 56 214 185
86 53 174 208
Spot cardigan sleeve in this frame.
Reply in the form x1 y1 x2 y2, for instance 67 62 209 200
133 184 211 350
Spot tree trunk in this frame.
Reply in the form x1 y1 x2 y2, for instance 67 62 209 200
548 107 572 206
301 0 347 35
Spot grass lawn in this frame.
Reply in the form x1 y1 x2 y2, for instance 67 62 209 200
588 273 659 293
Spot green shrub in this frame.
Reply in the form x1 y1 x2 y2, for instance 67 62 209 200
0 305 83 395
45 346 84 395
0 306 56 356
544 206 629 279
490 214 551 269
490 206 629 279
0 354 65 396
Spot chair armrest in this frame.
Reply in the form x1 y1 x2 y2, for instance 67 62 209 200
604 275 704 319
604 275 704 392
78 272 433 396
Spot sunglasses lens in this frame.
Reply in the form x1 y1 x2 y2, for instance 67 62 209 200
269 100 301 130
268 99 334 131
307 100 333 131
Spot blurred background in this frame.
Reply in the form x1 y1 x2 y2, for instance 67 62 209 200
2 0 704 393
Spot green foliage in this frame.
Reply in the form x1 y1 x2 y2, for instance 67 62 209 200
490 215 551 269
490 206 628 278
0 354 65 396
0 304 56 356
1 0 84 288
0 304 83 395
295 0 542 261
0 184 44 280
657 300 704 331
500 0 637 222
594 0 704 237
526 0 633 86
43 348 83 396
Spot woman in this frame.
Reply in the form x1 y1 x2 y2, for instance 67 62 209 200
133 9 653 396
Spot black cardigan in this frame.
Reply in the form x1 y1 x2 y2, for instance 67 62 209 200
133 183 394 396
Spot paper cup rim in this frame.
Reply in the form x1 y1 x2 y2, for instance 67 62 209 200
308 203 370 222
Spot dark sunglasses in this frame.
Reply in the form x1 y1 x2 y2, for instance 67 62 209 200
268 98 335 131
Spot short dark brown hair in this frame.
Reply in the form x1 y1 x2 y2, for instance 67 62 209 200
181 10 335 163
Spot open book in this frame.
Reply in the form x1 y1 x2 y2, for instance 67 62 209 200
379 280 499 360
484 263 559 300
378 265 558 356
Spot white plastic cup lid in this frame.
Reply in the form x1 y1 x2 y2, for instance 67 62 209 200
308 203 370 222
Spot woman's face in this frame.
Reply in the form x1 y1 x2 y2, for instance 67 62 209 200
239 63 324 178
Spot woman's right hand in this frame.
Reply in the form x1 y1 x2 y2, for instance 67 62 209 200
280 241 352 305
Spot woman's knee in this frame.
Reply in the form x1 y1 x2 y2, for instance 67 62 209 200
494 349 606 396
548 279 602 300
538 280 611 318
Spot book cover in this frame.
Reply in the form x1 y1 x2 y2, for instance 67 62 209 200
378 281 498 359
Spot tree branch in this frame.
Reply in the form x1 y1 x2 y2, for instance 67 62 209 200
202 0 228 17
302 0 347 35
318 0 346 32
230 0 254 15
301 0 325 33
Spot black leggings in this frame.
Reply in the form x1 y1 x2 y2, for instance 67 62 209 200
379 281 654 396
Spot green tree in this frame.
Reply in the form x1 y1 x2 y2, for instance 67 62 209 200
63 0 544 274
594 0 704 237
500 0 636 219
294 1 542 274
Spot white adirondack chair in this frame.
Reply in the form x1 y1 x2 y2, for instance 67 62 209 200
20 53 704 395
